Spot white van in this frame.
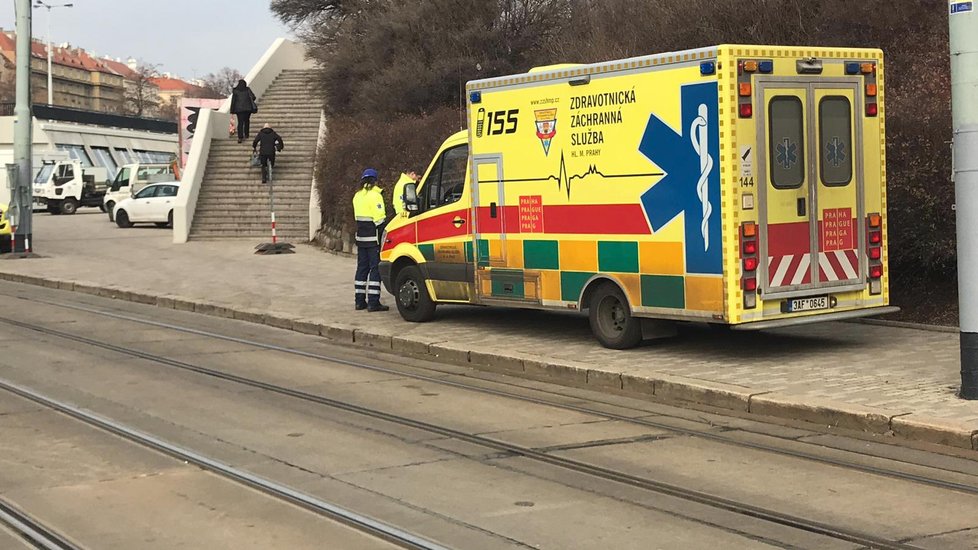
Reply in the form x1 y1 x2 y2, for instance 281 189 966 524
103 163 177 222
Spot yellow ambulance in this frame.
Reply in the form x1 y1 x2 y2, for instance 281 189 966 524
380 45 897 348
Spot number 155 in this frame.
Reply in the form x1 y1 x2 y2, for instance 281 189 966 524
487 109 519 135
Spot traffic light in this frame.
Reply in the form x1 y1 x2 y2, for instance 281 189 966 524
186 107 202 135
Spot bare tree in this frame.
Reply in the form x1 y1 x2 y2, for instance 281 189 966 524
124 63 161 117
200 67 243 98
158 100 180 123
270 0 345 28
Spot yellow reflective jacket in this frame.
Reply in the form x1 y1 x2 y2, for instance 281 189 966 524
392 173 415 216
353 186 387 247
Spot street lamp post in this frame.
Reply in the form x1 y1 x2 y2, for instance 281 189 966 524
33 1 73 106
950 1 978 399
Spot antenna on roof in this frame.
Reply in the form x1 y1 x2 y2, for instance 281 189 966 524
457 64 464 131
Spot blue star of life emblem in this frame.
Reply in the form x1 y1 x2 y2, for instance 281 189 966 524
826 137 847 167
775 138 797 170
637 81 722 275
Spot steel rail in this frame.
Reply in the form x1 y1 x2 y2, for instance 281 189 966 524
8 297 978 497
0 378 448 550
0 316 924 550
0 497 81 550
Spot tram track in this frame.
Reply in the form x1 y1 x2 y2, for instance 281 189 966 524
0 311 937 550
8 293 978 495
0 378 448 550
0 497 80 550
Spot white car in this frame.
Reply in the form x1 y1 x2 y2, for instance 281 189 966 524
113 182 179 229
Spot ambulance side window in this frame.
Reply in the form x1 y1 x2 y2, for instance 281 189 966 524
768 96 805 189
419 156 444 212
818 97 852 187
418 145 468 213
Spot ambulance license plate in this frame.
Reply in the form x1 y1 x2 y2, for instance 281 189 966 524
786 296 829 312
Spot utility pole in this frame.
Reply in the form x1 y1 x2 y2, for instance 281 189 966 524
950 0 978 399
34 1 73 106
11 0 34 253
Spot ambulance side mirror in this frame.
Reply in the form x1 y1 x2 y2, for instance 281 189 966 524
404 183 419 212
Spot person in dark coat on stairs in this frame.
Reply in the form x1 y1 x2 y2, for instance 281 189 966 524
230 79 257 143
252 123 284 184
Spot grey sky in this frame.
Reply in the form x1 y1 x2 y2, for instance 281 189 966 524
1 1 295 80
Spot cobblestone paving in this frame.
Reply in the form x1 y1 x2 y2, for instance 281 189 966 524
5 212 977 426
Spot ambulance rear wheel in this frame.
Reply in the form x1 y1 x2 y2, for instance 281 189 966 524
589 283 642 349
395 265 436 322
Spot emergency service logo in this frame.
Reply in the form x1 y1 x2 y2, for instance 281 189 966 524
638 81 722 276
534 108 558 155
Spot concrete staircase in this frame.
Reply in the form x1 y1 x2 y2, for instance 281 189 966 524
190 69 321 240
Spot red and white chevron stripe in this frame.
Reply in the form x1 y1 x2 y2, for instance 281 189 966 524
768 253 812 287
818 249 860 282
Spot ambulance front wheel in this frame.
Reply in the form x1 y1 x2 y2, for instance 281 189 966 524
589 283 642 349
395 265 436 322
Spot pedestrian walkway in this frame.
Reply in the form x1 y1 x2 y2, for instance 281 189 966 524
3 212 977 451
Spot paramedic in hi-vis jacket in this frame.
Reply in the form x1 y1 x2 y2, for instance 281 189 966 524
353 169 390 312
392 171 419 216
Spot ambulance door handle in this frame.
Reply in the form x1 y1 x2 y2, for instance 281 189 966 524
490 202 498 218
797 198 806 217
452 216 465 228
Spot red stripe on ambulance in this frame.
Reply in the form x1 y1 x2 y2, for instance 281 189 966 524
818 249 859 282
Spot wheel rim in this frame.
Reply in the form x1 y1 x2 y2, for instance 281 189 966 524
398 279 421 310
596 294 628 337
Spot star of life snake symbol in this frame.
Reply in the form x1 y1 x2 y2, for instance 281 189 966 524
775 138 798 170
826 136 847 168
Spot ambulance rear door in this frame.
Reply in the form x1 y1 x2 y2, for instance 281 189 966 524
756 77 865 304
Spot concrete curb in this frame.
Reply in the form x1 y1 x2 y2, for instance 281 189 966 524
1 271 975 452
849 317 959 334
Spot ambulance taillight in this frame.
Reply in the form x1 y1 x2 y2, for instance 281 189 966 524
741 222 759 308
867 214 883 295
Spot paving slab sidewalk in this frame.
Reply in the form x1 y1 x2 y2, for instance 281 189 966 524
2 212 977 452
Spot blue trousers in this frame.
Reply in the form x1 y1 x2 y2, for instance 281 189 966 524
355 245 382 307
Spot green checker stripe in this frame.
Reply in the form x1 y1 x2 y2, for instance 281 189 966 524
491 269 524 299
561 271 595 302
641 275 685 309
598 241 639 273
418 243 435 261
465 241 474 263
523 240 559 270
477 239 489 267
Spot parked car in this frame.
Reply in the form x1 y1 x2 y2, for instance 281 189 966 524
0 203 11 253
104 162 177 222
113 182 179 229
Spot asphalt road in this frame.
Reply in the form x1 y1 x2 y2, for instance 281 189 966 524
1 283 977 549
